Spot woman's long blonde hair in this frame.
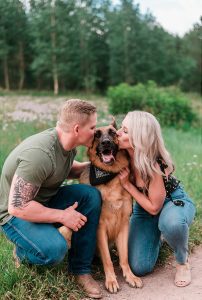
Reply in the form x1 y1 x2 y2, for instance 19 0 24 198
125 111 173 188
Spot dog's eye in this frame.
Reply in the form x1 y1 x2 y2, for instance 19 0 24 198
94 130 102 139
108 128 116 137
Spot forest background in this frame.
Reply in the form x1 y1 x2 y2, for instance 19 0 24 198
0 0 202 299
0 0 201 95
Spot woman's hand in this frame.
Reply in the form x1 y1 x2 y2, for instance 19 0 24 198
118 167 131 189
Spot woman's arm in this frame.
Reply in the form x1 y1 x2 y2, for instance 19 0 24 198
119 167 166 215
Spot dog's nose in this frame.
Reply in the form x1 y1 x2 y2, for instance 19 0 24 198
101 139 111 146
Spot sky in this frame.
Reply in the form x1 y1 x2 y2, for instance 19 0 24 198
113 0 202 36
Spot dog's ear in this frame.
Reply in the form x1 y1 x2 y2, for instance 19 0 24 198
110 116 118 130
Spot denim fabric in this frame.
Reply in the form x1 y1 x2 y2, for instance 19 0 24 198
1 184 101 275
128 185 196 276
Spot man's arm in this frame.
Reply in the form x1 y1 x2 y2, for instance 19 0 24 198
68 160 90 179
8 173 87 231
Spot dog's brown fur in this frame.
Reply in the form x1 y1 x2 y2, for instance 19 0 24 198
80 121 143 293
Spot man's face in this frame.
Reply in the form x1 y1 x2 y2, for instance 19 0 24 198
77 113 97 147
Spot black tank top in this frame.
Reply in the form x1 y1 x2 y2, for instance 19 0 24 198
136 158 180 198
156 157 180 198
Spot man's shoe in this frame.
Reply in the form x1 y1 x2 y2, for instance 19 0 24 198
75 274 102 299
13 247 20 268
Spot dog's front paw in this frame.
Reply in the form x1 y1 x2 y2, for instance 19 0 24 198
125 272 143 288
105 275 120 293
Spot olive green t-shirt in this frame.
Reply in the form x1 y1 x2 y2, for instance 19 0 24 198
0 128 76 225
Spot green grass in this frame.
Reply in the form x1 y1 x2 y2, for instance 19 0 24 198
164 127 202 247
0 233 86 299
0 122 49 170
0 94 201 298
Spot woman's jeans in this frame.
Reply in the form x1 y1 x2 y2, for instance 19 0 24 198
128 185 196 276
1 184 101 275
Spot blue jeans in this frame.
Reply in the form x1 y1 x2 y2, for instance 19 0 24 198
1 184 101 275
128 185 196 276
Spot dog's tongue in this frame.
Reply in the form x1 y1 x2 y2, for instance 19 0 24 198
102 153 115 164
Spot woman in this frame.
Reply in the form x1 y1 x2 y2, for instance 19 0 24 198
117 111 196 287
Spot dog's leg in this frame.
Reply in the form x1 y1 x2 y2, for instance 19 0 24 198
115 223 143 288
97 228 120 293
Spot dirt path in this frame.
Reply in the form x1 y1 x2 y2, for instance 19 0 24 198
99 246 202 300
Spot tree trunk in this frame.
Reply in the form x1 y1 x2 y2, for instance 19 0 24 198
124 25 132 84
3 56 10 90
51 1 59 95
80 32 90 92
18 41 25 90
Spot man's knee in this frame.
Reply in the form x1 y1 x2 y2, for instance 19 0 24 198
89 187 102 209
42 237 68 265
81 185 102 211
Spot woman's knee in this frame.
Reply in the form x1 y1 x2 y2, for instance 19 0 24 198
129 246 156 276
129 259 155 276
159 218 188 239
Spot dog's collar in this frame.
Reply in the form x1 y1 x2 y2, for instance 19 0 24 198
89 163 117 186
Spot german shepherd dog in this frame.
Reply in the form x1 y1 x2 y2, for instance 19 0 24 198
79 120 143 293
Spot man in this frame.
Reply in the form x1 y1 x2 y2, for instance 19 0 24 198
0 99 102 299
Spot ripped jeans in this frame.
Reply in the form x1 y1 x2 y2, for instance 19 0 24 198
128 185 196 276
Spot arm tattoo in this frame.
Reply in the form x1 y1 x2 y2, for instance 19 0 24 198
11 176 39 208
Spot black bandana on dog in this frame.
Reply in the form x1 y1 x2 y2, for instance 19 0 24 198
90 164 117 186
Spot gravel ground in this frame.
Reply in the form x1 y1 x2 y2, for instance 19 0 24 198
99 246 202 300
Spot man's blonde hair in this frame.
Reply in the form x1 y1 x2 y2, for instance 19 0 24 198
57 99 96 131
125 111 173 188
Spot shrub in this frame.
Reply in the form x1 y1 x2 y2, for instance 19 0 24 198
107 81 197 128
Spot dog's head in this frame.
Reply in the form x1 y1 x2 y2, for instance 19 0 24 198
88 118 118 166
94 124 118 165
88 118 128 172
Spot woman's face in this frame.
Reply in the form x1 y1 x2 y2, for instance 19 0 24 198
116 117 133 150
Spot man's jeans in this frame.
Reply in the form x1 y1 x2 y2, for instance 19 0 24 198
1 184 101 275
128 185 196 276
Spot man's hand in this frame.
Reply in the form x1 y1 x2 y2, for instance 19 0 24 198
61 202 87 231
